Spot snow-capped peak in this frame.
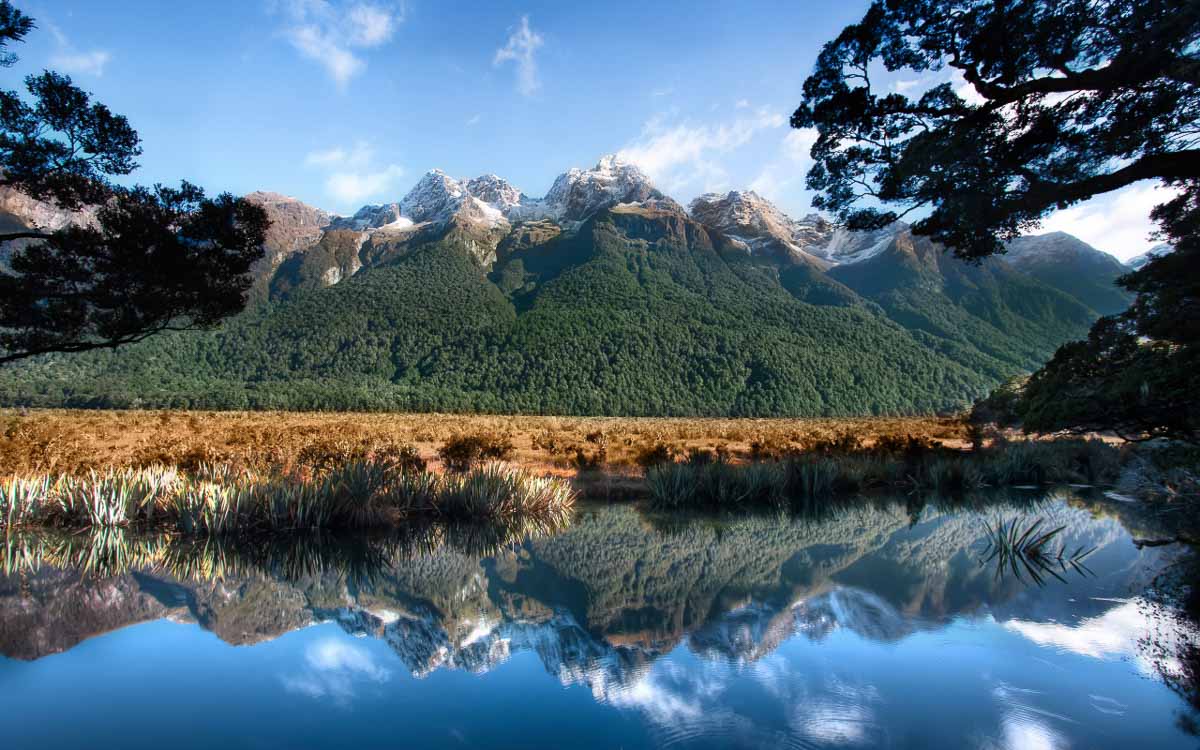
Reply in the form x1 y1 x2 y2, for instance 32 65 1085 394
465 174 525 214
1126 242 1172 271
538 155 664 223
400 169 468 224
689 190 834 264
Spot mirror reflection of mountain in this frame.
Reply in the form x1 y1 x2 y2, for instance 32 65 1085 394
0 494 1165 697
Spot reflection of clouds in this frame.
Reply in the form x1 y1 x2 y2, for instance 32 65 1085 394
791 679 881 746
1003 598 1185 676
604 644 884 747
977 683 1072 750
281 637 391 703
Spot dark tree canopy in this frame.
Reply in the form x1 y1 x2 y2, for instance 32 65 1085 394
1020 185 1200 443
0 183 270 363
0 70 141 209
799 0 1200 443
793 0 1199 259
0 1 268 364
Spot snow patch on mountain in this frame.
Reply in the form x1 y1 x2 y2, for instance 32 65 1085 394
1127 242 1172 270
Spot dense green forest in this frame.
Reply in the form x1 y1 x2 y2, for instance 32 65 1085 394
0 207 1102 416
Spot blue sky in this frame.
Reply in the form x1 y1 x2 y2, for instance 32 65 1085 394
7 0 1166 260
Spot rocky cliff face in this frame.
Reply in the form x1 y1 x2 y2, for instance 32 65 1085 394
243 191 333 301
689 190 832 266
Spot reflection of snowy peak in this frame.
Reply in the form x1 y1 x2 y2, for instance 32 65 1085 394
793 589 915 642
333 602 654 698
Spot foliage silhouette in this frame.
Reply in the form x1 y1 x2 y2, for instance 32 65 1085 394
0 1 269 364
797 0 1198 440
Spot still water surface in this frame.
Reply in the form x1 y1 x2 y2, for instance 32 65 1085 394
0 493 1194 749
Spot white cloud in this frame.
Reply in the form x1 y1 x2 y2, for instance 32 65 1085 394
493 16 544 97
735 98 750 109
617 108 786 194
281 638 391 703
326 165 405 204
1004 597 1191 678
44 22 110 76
891 77 928 95
947 69 989 106
1038 181 1178 261
50 50 111 77
304 140 405 207
748 127 818 203
466 113 482 126
271 1 404 88
782 128 818 166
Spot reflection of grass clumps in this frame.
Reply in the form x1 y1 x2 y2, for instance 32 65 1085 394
0 459 573 535
646 438 1124 509
981 516 1096 586
3 510 573 583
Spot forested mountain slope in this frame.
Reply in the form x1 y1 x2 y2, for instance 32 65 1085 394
0 157 1132 416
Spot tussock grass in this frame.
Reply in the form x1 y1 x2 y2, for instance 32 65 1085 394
0 408 966 476
646 438 1124 509
0 459 574 534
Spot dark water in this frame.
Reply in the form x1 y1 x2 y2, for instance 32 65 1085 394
0 493 1195 749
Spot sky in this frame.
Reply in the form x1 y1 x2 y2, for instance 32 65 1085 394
6 0 1167 261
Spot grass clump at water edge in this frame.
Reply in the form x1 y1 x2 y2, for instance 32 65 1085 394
0 459 574 535
645 437 1124 509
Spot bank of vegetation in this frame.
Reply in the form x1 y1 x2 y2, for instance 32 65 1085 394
0 459 575 535
643 434 1200 514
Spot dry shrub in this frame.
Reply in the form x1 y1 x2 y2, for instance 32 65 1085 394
635 441 675 468
438 433 515 472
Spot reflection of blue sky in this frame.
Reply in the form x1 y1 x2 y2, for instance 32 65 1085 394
602 627 889 747
580 585 1194 749
281 638 392 704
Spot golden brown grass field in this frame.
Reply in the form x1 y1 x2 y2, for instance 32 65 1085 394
0 409 968 480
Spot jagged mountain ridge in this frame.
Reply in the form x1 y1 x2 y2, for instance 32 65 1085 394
244 156 1133 309
0 154 1138 414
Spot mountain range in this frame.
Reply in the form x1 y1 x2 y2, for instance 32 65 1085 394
0 156 1140 415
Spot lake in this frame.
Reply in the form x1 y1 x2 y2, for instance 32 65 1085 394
1 491 1195 749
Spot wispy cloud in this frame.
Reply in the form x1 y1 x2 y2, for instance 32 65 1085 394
45 22 110 76
493 15 544 97
617 106 786 194
748 127 818 202
304 140 405 207
1039 181 1178 261
466 113 482 126
270 1 404 88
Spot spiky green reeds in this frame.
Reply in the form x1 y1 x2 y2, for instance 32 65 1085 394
0 460 574 535
981 516 1096 586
